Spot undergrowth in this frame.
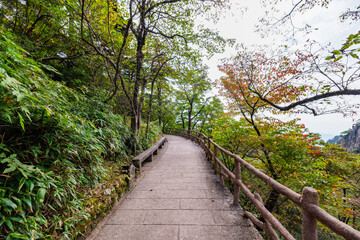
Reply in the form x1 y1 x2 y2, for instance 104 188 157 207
0 30 161 239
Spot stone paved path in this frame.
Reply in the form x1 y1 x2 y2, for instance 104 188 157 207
91 135 262 240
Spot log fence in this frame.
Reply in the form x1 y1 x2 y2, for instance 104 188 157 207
166 128 360 240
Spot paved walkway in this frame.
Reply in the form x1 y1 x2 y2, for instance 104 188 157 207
91 135 262 240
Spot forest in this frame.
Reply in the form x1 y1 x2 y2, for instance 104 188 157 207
0 0 359 239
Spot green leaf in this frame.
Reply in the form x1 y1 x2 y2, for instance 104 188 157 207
0 144 10 152
17 112 25 131
18 178 26 192
8 233 28 239
5 218 13 231
23 197 32 209
19 211 26 220
3 165 16 174
1 198 17 209
332 50 341 55
9 217 23 223
350 52 359 59
37 188 47 203
325 56 332 60
11 197 21 208
28 181 34 192
334 56 343 62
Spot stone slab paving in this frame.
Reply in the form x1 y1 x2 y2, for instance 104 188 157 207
92 135 262 240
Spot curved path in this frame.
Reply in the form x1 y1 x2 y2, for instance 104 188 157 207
91 135 262 240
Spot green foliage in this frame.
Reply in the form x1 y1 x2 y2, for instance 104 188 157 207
0 0 105 89
327 31 360 62
137 122 162 153
211 114 359 236
0 30 162 239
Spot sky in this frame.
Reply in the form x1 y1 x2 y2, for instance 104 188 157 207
201 0 359 140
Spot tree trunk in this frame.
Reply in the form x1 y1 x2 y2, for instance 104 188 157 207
255 188 280 233
130 0 147 154
187 101 193 131
158 87 162 126
130 112 138 153
264 189 280 213
180 110 185 129
146 80 156 139
188 113 192 130
138 82 147 131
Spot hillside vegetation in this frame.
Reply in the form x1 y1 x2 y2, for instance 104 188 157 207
1 0 360 239
0 30 163 239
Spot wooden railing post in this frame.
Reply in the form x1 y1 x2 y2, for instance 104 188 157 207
201 134 205 150
233 159 241 206
302 187 319 240
213 145 218 172
207 137 211 161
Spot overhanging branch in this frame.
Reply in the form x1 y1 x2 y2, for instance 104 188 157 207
256 89 360 113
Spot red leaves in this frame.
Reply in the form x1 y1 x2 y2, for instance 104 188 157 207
216 50 311 115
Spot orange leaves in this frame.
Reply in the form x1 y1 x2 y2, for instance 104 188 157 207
217 50 311 115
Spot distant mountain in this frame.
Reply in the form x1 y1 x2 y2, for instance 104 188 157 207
319 133 335 141
327 135 342 144
337 124 360 153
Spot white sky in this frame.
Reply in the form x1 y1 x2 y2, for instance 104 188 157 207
201 0 360 140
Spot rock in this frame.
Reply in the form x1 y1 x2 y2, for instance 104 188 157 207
104 188 112 195
327 135 342 144
338 124 360 153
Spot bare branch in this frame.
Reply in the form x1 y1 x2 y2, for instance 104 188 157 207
148 28 188 45
274 0 303 25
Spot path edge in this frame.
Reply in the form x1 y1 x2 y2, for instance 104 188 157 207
84 140 169 240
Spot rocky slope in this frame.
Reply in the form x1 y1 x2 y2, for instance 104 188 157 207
337 124 360 153
327 135 342 144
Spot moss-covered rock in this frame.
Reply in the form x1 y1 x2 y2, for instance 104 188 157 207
75 162 135 239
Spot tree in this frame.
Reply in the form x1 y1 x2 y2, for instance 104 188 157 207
216 48 360 232
126 0 228 148
174 66 211 130
2 0 232 153
217 49 311 117
217 50 313 212
193 96 224 133
255 43 360 116
141 42 174 138
63 0 132 100
63 0 229 152
219 45 360 116
0 0 97 87
252 1 360 116
258 1 359 38
211 114 359 234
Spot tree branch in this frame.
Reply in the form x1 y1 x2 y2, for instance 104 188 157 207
256 89 360 113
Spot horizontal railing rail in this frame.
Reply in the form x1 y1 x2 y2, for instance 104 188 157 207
165 128 360 240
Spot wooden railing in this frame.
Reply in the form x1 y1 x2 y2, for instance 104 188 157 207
166 129 360 240
132 136 166 170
